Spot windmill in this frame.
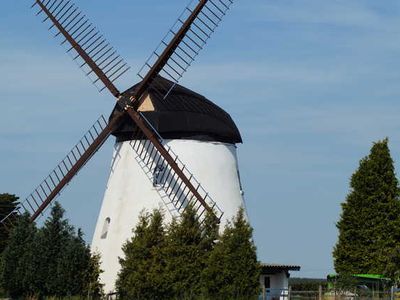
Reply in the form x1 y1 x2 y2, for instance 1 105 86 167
2 0 246 293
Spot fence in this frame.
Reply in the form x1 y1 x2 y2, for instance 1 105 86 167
260 287 398 300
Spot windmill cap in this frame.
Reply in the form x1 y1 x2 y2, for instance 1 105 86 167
110 76 242 144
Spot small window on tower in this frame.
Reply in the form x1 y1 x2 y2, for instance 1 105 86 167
100 217 111 239
153 165 166 187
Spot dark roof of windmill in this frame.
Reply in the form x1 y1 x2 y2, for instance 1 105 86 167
110 76 242 144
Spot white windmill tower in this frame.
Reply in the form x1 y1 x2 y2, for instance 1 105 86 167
92 77 246 292
2 0 246 295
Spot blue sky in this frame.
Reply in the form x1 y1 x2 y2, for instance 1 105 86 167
2 0 400 278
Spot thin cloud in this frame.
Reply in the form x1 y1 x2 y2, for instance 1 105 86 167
248 1 383 28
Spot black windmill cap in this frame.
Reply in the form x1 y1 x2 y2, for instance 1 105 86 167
110 76 242 144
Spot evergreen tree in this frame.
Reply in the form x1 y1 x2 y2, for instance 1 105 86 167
117 209 167 299
163 205 204 299
0 193 19 253
1 201 102 298
333 138 400 276
202 207 260 299
1 213 39 299
58 228 92 296
0 254 4 298
35 201 102 297
200 209 220 254
84 252 105 299
386 247 400 284
35 202 75 296
200 209 220 294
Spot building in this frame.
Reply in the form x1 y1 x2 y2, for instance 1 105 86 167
260 263 301 300
92 77 247 293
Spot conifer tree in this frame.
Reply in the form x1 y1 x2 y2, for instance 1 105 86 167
163 205 204 299
0 193 19 253
202 207 260 299
0 254 4 297
35 202 75 296
200 209 220 254
117 209 166 299
386 247 400 284
84 252 105 299
35 201 102 297
1 201 102 298
1 213 38 299
58 228 92 296
333 138 400 276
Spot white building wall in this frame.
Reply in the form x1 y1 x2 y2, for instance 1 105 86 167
260 272 289 300
92 139 246 294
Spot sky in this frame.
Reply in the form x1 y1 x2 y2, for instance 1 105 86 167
2 0 400 278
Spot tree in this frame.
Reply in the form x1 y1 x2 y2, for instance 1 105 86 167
202 207 260 299
386 246 400 285
163 205 204 299
333 138 400 276
35 201 103 298
117 209 167 299
1 201 103 298
200 209 220 255
1 213 38 299
84 252 105 299
57 228 93 296
117 206 260 299
0 193 19 253
35 202 76 296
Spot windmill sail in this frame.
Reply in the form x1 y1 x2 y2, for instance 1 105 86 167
110 0 236 220
2 0 237 228
119 106 222 221
137 0 234 100
0 109 223 226
31 0 130 96
128 119 223 220
0 115 118 225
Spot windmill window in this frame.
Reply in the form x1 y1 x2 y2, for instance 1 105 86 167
153 165 166 187
237 169 245 196
100 217 111 239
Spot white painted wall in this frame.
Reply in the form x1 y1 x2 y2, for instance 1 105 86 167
91 139 246 294
260 272 289 300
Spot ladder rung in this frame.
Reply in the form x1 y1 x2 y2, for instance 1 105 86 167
199 11 218 28
108 63 129 81
209 0 225 15
192 21 211 39
181 39 199 56
196 15 214 33
173 50 191 67
62 160 70 172
57 8 79 34
186 31 204 49
44 179 53 192
58 165 66 177
102 55 121 73
72 22 91 45
34 191 44 205
204 5 222 23
168 56 186 72
26 197 37 212
52 1 71 21
161 67 178 83
217 0 229 10
165 62 182 77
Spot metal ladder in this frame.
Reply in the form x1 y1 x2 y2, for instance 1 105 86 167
128 113 223 222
